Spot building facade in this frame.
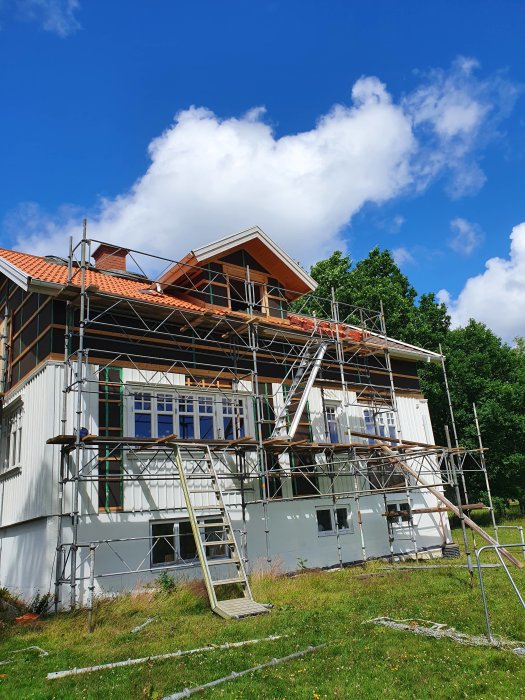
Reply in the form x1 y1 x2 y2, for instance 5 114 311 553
0 227 452 607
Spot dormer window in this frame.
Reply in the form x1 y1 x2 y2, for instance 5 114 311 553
176 258 289 318
157 227 318 317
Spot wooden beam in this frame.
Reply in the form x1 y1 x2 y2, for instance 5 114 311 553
228 436 254 446
380 445 523 569
350 429 445 450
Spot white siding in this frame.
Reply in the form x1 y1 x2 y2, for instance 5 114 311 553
0 363 63 527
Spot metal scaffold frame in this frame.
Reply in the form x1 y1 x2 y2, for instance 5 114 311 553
49 226 505 611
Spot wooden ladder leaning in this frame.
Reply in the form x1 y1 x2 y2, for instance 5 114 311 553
173 443 269 619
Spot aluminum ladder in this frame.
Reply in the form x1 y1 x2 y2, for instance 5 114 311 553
173 443 269 619
271 339 328 440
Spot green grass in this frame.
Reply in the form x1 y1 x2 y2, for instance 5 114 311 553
1 515 525 699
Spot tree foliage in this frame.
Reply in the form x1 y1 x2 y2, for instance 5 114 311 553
305 248 525 505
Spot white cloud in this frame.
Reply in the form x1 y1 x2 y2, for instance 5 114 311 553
448 217 483 255
10 0 80 37
441 223 525 341
404 56 520 197
392 247 414 267
4 58 518 272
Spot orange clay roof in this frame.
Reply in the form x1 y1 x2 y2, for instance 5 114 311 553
0 248 367 342
0 248 443 359
0 248 205 312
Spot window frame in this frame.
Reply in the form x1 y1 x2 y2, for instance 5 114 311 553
315 505 353 537
363 408 397 444
1 402 23 473
150 518 229 568
128 387 248 442
386 502 411 525
324 403 341 443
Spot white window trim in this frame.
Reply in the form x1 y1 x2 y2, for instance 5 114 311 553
324 402 342 443
363 407 397 444
125 385 250 442
315 505 354 537
1 400 23 473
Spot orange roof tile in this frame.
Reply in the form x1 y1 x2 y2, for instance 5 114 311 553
0 247 437 359
0 248 205 312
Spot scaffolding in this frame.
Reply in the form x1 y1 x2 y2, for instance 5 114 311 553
43 227 507 613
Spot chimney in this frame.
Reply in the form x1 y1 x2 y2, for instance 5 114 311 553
92 243 128 271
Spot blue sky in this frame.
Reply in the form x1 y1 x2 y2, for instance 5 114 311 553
0 1 524 340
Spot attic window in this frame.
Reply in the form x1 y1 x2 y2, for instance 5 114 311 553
176 257 289 318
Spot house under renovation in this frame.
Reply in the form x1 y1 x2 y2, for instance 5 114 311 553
0 226 502 618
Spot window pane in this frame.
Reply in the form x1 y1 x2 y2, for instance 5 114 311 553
157 414 174 438
198 396 213 414
152 523 175 565
336 508 349 530
179 415 195 439
179 521 197 560
316 509 333 533
135 413 152 438
11 431 17 466
179 416 195 440
199 415 214 440
223 417 234 440
135 393 151 410
179 396 194 413
157 394 173 412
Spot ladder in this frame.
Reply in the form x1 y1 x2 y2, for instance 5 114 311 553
271 340 328 440
173 443 269 619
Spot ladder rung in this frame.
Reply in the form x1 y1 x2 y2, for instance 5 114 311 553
204 539 233 546
206 557 239 566
188 489 221 494
192 505 224 511
211 577 246 586
200 521 228 528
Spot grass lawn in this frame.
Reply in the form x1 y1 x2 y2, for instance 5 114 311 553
1 515 525 699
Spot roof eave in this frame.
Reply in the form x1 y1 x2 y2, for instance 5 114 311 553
190 226 318 293
0 256 29 292
388 348 442 364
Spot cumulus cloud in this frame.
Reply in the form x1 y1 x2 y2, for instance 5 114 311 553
4 58 519 271
7 0 80 37
441 223 525 341
448 217 483 255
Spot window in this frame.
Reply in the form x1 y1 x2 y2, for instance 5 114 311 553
134 393 153 438
386 502 411 525
178 395 195 439
363 409 397 444
1 404 23 472
221 398 245 440
151 519 227 567
130 390 246 441
316 506 353 536
324 404 340 443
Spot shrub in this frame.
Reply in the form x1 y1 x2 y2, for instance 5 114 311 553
28 591 53 616
156 570 178 594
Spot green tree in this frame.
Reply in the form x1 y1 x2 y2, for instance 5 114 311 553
301 247 449 349
300 248 524 503
413 321 525 504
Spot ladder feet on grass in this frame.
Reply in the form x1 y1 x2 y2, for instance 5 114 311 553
174 443 269 619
